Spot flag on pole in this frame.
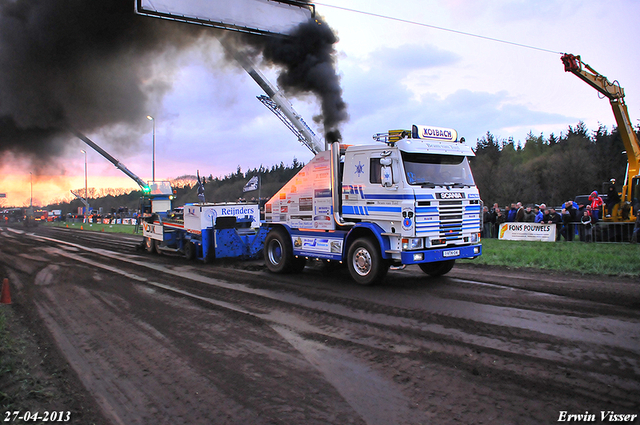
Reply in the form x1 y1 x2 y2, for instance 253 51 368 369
243 175 259 192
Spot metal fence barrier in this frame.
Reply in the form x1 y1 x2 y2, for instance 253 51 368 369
482 221 639 243
556 221 636 243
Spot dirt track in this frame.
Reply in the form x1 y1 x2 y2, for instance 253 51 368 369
1 224 639 424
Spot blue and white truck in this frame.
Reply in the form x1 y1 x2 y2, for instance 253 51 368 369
262 125 482 285
137 50 482 283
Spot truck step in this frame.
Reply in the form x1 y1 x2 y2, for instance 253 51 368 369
385 249 401 254
381 232 401 237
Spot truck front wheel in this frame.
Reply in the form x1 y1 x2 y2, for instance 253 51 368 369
419 259 455 276
347 237 388 285
264 229 297 274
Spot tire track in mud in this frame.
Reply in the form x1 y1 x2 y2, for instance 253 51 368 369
4 226 640 424
23 231 640 408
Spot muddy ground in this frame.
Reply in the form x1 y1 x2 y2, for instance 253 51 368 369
1 224 638 425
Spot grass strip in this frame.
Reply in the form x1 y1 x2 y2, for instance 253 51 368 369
44 221 140 234
460 238 640 277
42 222 639 277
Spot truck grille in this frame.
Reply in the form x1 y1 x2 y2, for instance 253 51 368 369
437 201 463 241
415 200 479 244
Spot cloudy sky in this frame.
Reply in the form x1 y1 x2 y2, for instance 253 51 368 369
3 0 639 207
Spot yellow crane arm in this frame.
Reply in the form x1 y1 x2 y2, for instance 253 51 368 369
562 54 640 207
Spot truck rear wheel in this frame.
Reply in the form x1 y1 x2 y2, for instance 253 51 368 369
264 229 296 274
419 259 455 276
347 237 388 285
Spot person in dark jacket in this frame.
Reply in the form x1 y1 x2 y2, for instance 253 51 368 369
489 203 499 237
482 206 492 238
506 203 517 222
605 181 620 218
580 210 593 242
523 206 536 222
493 206 506 238
546 208 562 240
560 206 575 241
515 202 525 222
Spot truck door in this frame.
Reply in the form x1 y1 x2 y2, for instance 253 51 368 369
342 150 405 224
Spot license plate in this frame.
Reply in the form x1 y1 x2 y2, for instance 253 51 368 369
443 249 460 257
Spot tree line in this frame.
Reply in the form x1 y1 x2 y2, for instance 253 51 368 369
45 159 305 214
44 121 638 214
471 121 636 207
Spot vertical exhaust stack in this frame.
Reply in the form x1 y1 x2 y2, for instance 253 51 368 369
331 140 353 227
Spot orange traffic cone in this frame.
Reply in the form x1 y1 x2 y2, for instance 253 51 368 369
0 278 11 304
81 225 83 230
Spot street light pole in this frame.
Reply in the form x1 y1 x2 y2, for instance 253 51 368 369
147 115 155 182
80 149 88 205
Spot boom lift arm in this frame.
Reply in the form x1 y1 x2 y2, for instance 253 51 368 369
219 39 325 154
70 129 151 193
69 190 90 209
561 53 640 217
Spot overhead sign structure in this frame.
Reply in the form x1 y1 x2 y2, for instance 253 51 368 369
134 0 314 36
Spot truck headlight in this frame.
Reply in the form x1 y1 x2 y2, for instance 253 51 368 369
470 233 479 243
402 238 424 250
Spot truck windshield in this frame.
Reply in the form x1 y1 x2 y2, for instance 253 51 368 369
401 152 475 187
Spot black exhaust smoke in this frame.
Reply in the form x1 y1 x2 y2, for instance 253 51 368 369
0 0 348 169
0 0 205 168
236 15 349 141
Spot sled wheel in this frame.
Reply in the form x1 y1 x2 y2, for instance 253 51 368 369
184 242 196 261
145 237 155 254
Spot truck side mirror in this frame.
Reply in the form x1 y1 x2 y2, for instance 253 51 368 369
380 157 393 187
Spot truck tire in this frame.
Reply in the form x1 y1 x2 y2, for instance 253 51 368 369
347 237 388 285
419 259 455 276
145 237 155 253
264 229 295 274
184 242 196 261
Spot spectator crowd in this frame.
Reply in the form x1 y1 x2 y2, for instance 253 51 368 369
481 191 611 242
